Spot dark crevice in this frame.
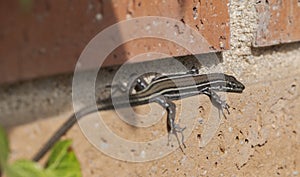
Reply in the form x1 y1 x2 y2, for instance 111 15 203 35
251 140 268 148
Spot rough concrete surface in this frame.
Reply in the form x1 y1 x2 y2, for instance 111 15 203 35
1 0 299 176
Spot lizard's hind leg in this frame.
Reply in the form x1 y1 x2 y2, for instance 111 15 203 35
153 96 186 152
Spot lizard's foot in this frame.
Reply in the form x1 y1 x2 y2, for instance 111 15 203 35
168 124 187 152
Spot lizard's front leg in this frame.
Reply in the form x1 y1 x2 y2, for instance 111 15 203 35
202 88 230 118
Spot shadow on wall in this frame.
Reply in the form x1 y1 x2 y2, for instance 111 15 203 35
251 41 300 56
0 52 224 128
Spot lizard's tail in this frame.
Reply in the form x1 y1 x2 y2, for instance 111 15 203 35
32 106 99 162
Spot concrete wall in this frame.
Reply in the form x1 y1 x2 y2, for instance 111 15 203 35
1 0 299 176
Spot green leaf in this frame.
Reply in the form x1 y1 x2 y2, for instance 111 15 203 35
0 135 81 177
45 140 72 169
45 140 81 177
0 125 9 170
7 159 48 177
